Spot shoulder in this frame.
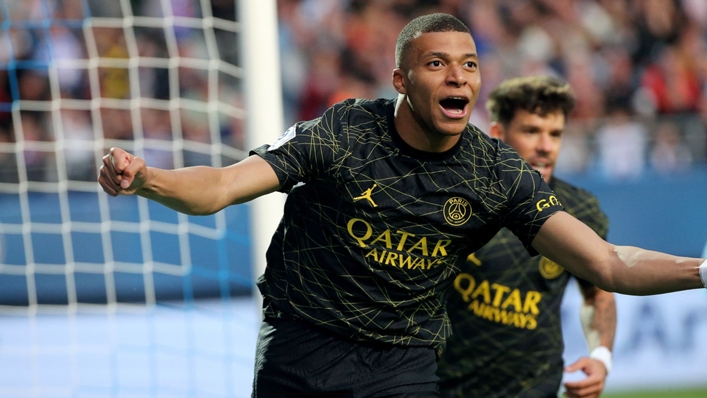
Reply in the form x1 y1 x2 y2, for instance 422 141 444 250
550 178 609 236
461 123 517 162
463 125 540 183
550 178 601 206
299 98 393 131
332 97 393 118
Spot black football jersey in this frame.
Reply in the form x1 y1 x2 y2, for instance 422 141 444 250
438 177 609 397
251 98 563 348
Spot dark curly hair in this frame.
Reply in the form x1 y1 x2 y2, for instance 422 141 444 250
486 76 575 125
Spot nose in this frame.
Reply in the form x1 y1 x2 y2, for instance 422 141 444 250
536 133 554 154
446 64 467 87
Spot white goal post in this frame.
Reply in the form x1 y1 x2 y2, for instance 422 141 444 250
238 0 285 303
0 0 282 396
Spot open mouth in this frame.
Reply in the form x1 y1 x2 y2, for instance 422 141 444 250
530 161 553 177
440 97 469 118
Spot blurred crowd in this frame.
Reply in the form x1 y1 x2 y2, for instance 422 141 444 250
0 0 239 183
278 0 707 179
1 0 707 184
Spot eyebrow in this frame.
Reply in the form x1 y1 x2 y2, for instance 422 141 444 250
424 52 478 60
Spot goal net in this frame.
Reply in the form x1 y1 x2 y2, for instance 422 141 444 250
0 0 280 396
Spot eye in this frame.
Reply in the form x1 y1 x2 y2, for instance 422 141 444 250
429 60 443 67
465 61 478 69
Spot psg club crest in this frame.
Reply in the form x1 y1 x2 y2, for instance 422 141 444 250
539 257 564 279
443 197 472 227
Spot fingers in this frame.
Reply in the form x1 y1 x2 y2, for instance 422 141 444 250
98 147 136 196
564 380 604 398
564 357 586 373
563 357 607 398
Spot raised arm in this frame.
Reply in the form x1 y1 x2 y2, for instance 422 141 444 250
531 211 705 295
98 147 281 215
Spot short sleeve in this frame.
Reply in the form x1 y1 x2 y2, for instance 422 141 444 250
497 150 563 255
249 102 346 192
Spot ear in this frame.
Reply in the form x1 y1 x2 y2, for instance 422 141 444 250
392 68 407 95
489 121 504 139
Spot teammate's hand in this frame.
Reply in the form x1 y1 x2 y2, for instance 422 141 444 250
563 356 608 398
98 147 148 196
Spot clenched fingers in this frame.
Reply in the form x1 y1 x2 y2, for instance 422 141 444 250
99 147 134 196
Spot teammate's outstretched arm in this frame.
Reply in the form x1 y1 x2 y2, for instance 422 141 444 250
98 147 281 215
532 211 705 295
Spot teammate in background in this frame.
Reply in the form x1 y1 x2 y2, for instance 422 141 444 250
437 76 616 398
98 13 707 397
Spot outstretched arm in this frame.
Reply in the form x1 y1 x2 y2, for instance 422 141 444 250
563 284 616 398
531 211 705 295
98 147 281 215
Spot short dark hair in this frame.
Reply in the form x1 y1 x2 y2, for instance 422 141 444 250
395 13 470 68
486 76 575 125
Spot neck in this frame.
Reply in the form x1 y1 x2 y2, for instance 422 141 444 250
393 95 461 153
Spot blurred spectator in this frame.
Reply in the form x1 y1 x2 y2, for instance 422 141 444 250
19 112 53 182
274 0 707 182
595 105 649 180
640 44 702 114
141 108 175 169
61 109 95 181
649 119 693 173
1 0 707 183
0 125 18 183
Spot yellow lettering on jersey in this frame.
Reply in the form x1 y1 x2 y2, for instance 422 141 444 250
454 274 542 330
371 229 393 249
408 237 429 256
491 283 510 307
396 230 415 251
366 247 444 272
471 280 491 304
468 299 485 316
454 273 476 302
365 248 380 262
426 258 442 270
413 257 428 270
432 240 451 257
398 254 415 269
523 291 541 315
501 289 522 312
482 303 496 321
525 315 537 330
466 299 538 330
467 253 481 266
348 218 373 247
347 217 451 273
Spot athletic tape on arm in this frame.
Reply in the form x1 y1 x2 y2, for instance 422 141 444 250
590 346 613 374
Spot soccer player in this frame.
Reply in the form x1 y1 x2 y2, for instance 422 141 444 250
437 76 615 398
98 13 707 397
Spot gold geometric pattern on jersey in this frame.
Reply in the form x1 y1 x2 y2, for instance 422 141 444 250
252 98 563 348
438 176 609 397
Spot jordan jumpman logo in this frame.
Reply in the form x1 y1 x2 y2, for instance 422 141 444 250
354 184 378 207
